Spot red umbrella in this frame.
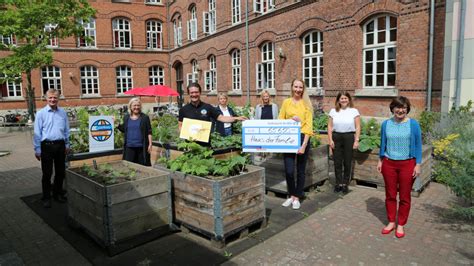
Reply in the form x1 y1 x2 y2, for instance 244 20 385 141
124 87 145 95
138 85 179 97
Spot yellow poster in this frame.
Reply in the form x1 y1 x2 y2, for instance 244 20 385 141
179 118 212 143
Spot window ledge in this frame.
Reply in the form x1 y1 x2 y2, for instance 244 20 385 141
355 88 398 97
116 94 133 98
228 90 242 96
81 95 102 99
0 97 24 102
307 88 324 96
206 90 217 96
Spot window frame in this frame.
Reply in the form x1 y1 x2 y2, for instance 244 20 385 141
187 6 198 41
44 23 59 48
149 65 165 85
232 0 241 25
146 20 163 50
204 55 217 92
173 16 183 47
203 0 216 35
80 65 100 96
302 31 323 93
112 18 132 49
254 0 275 15
77 18 96 48
0 35 16 46
0 74 22 99
256 42 275 91
116 65 133 94
41 66 62 95
231 49 241 91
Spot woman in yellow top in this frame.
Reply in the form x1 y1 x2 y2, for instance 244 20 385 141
279 78 313 209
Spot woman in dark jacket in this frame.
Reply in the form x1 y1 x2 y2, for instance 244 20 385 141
214 92 236 136
118 97 152 166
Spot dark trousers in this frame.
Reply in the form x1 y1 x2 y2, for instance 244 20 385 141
223 127 232 136
333 132 355 186
40 141 66 200
283 135 310 198
381 157 416 225
124 146 145 165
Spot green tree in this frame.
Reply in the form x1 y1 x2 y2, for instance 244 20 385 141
0 0 96 121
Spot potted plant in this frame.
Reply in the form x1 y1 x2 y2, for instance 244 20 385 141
155 142 265 247
66 160 172 255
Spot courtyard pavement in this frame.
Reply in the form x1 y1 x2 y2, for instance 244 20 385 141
0 128 473 265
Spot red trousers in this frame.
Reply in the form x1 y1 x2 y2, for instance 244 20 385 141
381 157 416 226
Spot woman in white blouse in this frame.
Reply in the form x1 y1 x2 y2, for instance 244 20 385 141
327 91 361 193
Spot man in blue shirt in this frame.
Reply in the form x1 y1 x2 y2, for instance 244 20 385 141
33 89 70 208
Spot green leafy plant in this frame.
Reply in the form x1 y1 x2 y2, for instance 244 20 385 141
80 162 137 185
313 112 328 131
310 133 321 148
160 141 249 179
152 114 179 143
358 118 381 152
418 110 441 144
230 103 252 134
210 132 242 149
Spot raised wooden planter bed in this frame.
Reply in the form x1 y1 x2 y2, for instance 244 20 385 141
67 149 123 168
66 160 172 255
352 145 432 196
155 164 266 248
254 145 329 195
151 141 240 163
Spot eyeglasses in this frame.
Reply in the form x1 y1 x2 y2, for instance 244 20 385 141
395 106 408 110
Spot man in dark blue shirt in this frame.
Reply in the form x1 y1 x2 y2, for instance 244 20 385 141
33 89 70 208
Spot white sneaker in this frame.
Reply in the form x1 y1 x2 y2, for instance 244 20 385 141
282 198 293 207
292 199 301 210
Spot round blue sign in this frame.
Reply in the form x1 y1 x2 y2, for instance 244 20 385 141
90 119 113 142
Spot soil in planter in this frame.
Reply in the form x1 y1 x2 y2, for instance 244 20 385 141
77 162 153 185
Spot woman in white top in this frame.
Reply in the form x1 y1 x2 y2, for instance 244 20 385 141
327 91 360 193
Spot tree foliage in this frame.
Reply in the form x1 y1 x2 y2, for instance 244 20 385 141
0 0 96 121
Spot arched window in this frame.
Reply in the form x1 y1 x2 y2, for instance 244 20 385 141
187 6 197 41
146 20 162 49
256 42 274 90
302 31 323 92
363 15 397 88
173 15 182 47
80 66 99 95
203 0 216 34
232 0 241 24
0 73 22 98
149 66 164 85
187 59 199 85
116 66 133 94
113 18 131 48
78 18 96 48
41 66 61 95
205 55 216 91
231 49 241 91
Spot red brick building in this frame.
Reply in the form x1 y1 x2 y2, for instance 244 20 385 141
0 0 445 118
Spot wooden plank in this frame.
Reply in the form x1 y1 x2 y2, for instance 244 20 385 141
69 154 122 168
221 191 265 216
219 167 264 199
110 192 170 222
108 173 169 204
67 189 104 220
172 174 214 199
112 208 170 241
68 206 106 242
173 194 214 215
222 203 265 235
174 203 215 233
66 170 104 203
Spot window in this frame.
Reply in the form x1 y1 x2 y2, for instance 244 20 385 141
173 16 182 47
187 6 197 41
149 66 164 85
0 35 16 46
44 24 58 47
145 0 162 4
116 66 133 94
205 55 216 91
186 60 199 85
41 66 61 95
203 0 216 35
363 15 397 88
78 18 96 48
0 74 22 98
256 42 274 90
80 66 99 95
232 0 241 24
146 20 162 49
254 0 274 14
302 31 323 92
113 18 131 48
231 50 241 91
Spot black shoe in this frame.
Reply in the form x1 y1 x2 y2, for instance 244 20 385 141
334 185 341 193
341 186 349 194
53 194 67 203
42 199 52 208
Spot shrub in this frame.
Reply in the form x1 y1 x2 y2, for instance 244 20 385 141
313 112 328 131
358 118 381 152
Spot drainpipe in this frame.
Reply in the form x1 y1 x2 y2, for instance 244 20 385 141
454 0 466 109
245 0 250 104
426 0 435 111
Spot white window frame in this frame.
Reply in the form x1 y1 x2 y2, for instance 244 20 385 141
203 0 216 35
41 66 62 95
254 0 275 14
302 31 323 93
44 24 58 48
363 15 397 89
116 66 133 94
231 49 241 91
187 6 198 41
256 42 274 91
187 60 199 85
80 65 100 96
145 0 162 4
146 20 162 50
173 16 182 47
205 55 216 91
0 74 22 98
232 0 241 25
77 18 96 48
113 18 132 49
0 35 16 46
149 66 165 85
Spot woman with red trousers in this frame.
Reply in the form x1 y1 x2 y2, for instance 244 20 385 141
377 96 422 238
